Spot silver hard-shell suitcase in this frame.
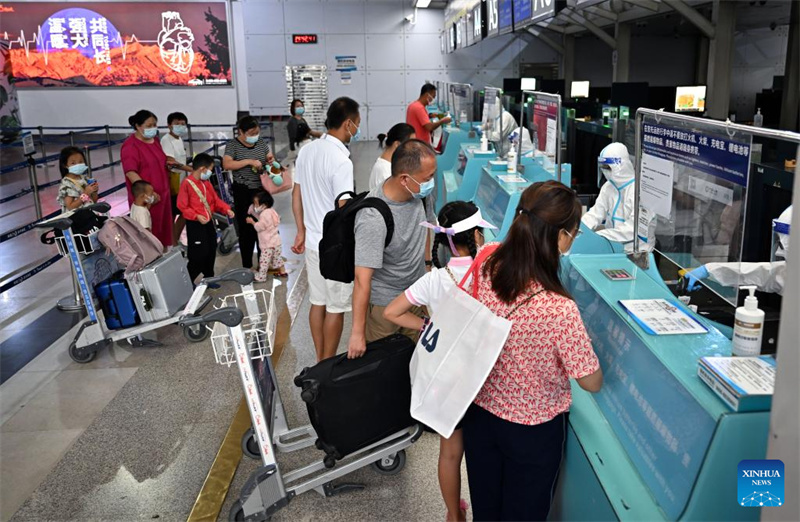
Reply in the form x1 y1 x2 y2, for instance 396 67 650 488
125 250 193 322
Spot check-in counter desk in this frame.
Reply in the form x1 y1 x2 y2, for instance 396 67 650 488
434 123 481 212
471 158 572 242
551 253 771 521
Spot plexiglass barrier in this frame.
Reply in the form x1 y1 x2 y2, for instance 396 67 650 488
520 90 563 182
633 109 800 306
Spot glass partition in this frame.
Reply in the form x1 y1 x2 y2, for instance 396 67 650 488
481 86 504 151
520 90 563 182
632 109 800 306
449 82 474 126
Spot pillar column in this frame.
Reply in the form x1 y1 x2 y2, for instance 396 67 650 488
706 0 737 120
562 34 575 98
613 22 631 83
779 0 799 131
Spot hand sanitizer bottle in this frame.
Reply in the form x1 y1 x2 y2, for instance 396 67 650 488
732 286 764 356
507 145 517 173
754 108 764 128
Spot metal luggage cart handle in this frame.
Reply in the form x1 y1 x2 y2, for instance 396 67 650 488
201 269 255 287
180 307 243 328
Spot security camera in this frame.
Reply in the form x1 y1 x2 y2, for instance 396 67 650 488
405 14 415 23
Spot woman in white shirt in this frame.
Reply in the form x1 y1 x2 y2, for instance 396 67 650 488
383 201 496 522
368 123 416 190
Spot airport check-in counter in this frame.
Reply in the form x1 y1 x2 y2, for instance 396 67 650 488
471 155 572 242
434 122 481 211
550 252 770 521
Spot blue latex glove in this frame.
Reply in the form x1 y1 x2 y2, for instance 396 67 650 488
685 265 709 291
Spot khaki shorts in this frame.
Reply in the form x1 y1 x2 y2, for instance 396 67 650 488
365 304 424 344
305 248 353 313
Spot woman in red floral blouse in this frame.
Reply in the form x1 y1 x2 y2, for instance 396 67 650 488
462 180 603 521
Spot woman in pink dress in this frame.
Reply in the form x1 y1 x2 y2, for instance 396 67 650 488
120 109 173 248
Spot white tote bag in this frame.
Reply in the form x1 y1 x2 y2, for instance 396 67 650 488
409 246 524 438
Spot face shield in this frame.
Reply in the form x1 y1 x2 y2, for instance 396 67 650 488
597 142 635 189
771 206 792 261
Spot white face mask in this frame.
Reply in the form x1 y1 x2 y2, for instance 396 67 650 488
144 195 156 204
254 205 265 213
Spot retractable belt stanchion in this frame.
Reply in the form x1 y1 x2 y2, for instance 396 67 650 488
104 125 113 165
57 261 85 312
84 145 93 176
27 156 43 220
187 123 195 157
37 126 47 162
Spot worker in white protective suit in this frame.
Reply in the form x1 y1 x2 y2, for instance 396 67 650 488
685 206 792 295
487 109 533 158
581 142 638 249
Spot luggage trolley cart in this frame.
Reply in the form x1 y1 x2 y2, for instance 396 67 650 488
35 202 218 363
190 271 422 521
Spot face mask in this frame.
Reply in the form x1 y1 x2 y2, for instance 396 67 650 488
406 176 434 199
145 195 156 204
295 107 305 116
348 120 361 143
561 229 581 257
200 169 212 181
172 125 188 137
245 135 259 144
272 161 281 170
271 174 284 186
68 163 88 176
254 205 265 213
143 128 158 139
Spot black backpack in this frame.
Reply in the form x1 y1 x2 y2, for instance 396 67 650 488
318 191 394 283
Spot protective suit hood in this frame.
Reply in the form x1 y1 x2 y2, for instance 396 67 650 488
773 205 792 259
598 142 635 187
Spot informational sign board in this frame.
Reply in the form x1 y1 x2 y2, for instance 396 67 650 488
472 2 484 44
4 1 232 88
512 0 532 30
498 0 514 35
642 123 752 187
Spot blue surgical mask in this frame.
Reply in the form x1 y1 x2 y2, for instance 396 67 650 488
172 125 188 137
143 128 158 139
406 176 434 199
271 174 284 186
245 135 259 144
295 107 305 116
68 163 88 176
348 120 361 143
272 161 281 170
200 169 212 181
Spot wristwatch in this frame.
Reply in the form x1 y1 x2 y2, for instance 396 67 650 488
424 260 433 267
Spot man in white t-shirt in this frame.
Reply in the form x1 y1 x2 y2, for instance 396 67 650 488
291 97 360 362
160 112 194 245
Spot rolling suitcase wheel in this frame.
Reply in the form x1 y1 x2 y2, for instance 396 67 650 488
323 455 337 469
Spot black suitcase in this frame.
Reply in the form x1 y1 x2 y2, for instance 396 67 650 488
294 334 416 467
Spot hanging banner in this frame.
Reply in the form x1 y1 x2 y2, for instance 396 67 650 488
642 123 752 187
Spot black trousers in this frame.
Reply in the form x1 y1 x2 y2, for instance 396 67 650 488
186 220 217 282
232 182 261 269
462 405 566 521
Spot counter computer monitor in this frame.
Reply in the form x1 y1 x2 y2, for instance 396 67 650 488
571 81 590 99
675 85 707 112
521 77 537 91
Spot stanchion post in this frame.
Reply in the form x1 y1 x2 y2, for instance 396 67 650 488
27 157 43 220
69 131 75 148
105 125 113 165
84 145 93 175
58 255 84 312
213 143 219 158
37 126 47 161
187 123 195 157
